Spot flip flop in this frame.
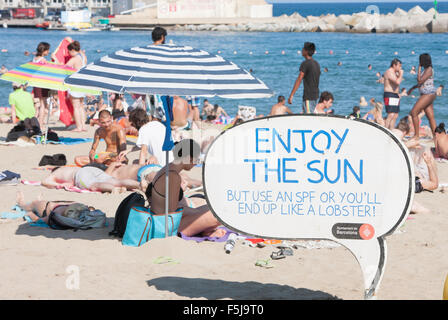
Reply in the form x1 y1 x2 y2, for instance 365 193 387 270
271 248 294 260
255 259 274 269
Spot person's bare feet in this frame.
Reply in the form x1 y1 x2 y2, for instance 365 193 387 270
111 187 126 194
16 191 25 207
202 228 227 238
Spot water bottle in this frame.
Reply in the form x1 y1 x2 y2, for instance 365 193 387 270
224 233 237 254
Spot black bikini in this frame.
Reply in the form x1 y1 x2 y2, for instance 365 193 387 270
147 170 184 202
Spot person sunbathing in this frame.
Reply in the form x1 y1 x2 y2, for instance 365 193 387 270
145 139 225 238
410 149 438 215
15 190 97 222
74 110 128 166
106 161 202 194
42 165 139 193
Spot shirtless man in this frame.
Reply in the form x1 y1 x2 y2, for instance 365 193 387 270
74 110 127 166
41 164 139 193
269 96 293 116
383 58 404 130
313 91 334 114
107 162 202 192
172 96 194 130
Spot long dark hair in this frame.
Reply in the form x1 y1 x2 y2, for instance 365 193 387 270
419 53 432 69
36 42 50 57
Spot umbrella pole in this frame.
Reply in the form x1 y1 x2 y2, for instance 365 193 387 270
44 98 53 145
165 150 169 238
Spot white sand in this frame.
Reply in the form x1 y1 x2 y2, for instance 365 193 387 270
0 119 447 300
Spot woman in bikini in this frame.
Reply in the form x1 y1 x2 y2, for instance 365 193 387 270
66 41 87 132
408 53 438 141
145 139 225 238
15 190 95 223
32 42 51 130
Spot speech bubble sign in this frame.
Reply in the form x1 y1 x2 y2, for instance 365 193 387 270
203 115 414 299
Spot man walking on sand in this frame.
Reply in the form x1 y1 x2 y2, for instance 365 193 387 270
384 58 404 130
288 42 321 114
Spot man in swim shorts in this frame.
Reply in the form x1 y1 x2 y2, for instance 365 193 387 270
74 110 128 166
384 58 404 130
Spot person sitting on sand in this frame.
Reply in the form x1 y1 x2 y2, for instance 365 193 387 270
122 108 173 167
42 164 139 193
145 139 225 238
15 191 99 222
9 82 36 124
362 100 385 126
314 91 334 114
74 110 127 167
201 99 214 119
410 149 439 214
434 123 448 160
269 96 293 116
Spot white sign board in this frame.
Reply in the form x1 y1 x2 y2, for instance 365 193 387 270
203 115 414 299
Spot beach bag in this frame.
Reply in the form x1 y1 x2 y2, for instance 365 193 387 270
109 192 145 238
47 203 106 231
122 206 183 247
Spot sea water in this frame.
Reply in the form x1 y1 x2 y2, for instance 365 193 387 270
0 26 447 125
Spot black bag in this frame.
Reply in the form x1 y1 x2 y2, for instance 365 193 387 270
38 154 67 166
46 130 59 142
109 192 145 238
6 117 41 142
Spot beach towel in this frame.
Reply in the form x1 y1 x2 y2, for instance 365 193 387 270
52 37 73 65
58 91 75 127
53 38 75 127
48 137 93 145
20 180 100 193
179 227 234 243
0 205 32 222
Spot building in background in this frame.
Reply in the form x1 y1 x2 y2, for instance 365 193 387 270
0 0 272 19
0 0 112 17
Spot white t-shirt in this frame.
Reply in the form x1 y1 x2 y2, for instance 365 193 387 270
136 121 173 166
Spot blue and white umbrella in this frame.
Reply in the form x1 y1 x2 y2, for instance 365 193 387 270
64 44 273 99
64 43 273 238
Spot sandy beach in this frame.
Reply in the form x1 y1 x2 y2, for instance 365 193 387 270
0 116 447 301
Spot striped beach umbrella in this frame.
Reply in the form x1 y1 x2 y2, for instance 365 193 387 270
63 44 273 98
64 43 274 238
1 61 98 94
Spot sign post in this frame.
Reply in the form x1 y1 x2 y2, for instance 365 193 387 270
203 115 414 299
